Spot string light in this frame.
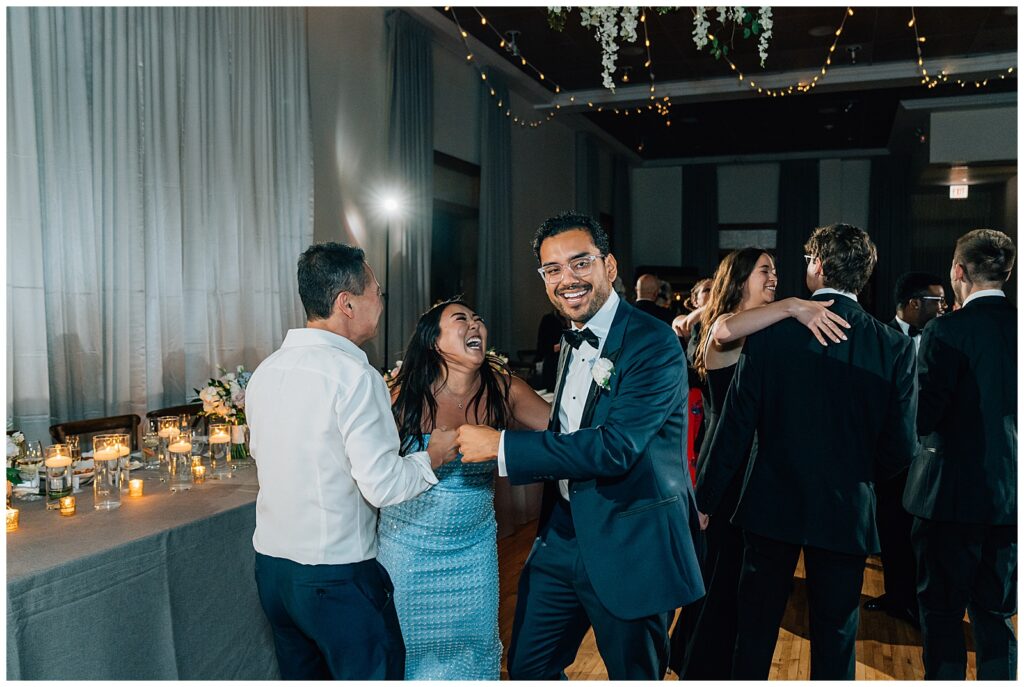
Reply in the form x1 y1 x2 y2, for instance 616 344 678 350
708 7 854 97
447 7 558 127
911 8 1016 90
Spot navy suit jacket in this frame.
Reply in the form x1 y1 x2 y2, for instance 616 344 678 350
503 299 705 620
904 295 1017 524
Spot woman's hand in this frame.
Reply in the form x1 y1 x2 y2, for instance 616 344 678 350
789 298 850 345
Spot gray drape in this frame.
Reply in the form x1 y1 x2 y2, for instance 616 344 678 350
868 155 914 318
6 7 313 443
776 159 820 299
384 10 433 367
575 131 601 220
477 69 513 355
681 165 719 275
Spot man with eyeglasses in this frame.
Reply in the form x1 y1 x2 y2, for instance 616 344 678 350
903 229 1017 679
861 272 947 629
697 224 918 679
457 211 704 680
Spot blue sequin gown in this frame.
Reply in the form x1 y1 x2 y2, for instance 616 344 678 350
377 435 501 680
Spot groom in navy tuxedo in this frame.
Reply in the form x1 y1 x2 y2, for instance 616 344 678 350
459 212 705 679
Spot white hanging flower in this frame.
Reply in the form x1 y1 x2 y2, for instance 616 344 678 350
591 358 616 391
757 7 773 67
692 7 711 51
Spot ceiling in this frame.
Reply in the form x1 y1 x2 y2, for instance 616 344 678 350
438 6 1018 159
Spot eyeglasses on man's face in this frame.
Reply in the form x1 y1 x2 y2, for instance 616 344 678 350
914 295 946 309
537 254 604 284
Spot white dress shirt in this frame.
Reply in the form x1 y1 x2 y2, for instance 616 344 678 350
894 316 921 354
498 290 620 501
247 327 437 565
962 288 1006 307
812 287 858 302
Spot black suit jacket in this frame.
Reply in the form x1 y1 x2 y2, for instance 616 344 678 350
695 294 919 555
504 299 705 619
903 295 1017 525
634 298 675 326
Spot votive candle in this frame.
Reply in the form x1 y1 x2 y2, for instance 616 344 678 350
191 465 206 484
59 495 76 516
6 507 19 531
129 479 144 497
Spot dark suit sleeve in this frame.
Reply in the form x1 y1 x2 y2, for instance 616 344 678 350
503 332 685 482
876 334 919 478
916 323 960 436
694 330 765 516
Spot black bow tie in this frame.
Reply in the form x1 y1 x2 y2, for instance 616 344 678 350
563 328 600 350
907 324 921 337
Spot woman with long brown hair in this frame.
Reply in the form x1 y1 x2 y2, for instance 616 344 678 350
377 298 550 680
674 247 849 679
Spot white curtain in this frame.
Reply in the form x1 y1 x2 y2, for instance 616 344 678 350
7 7 313 443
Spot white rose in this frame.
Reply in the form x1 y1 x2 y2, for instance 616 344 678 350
7 438 20 458
591 358 615 390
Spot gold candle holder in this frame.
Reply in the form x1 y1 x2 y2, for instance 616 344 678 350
59 495 76 517
191 464 206 484
6 507 19 531
129 479 144 497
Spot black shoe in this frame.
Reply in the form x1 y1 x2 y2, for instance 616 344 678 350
863 594 892 612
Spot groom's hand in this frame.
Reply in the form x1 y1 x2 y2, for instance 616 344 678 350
457 425 500 463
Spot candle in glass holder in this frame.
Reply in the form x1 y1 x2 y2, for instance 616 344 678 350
6 507 19 531
191 464 206 484
59 495 76 516
129 479 144 497
168 438 192 454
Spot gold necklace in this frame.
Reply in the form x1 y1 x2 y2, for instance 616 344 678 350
441 381 477 410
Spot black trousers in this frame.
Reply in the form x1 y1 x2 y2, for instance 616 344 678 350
732 531 866 680
679 513 744 679
912 517 1017 680
507 499 671 680
254 553 405 680
875 469 918 609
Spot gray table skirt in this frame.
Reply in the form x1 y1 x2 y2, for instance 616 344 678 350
7 470 279 680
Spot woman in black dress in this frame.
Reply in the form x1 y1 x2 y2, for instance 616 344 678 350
670 247 850 678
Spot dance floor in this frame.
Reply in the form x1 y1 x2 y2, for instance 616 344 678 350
497 522 1016 680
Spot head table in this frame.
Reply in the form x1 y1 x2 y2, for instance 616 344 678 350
6 465 280 680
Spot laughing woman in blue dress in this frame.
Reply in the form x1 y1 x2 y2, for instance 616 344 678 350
377 298 550 680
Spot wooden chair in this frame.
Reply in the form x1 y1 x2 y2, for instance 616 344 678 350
49 414 142 452
145 402 207 434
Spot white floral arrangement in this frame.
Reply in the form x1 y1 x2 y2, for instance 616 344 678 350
7 432 24 465
195 366 252 426
591 357 616 391
693 6 773 67
549 7 773 90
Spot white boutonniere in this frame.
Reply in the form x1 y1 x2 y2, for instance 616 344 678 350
591 357 615 390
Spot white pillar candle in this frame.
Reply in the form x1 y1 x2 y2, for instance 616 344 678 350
168 440 192 454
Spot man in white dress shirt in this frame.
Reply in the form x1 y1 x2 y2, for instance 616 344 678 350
246 242 457 680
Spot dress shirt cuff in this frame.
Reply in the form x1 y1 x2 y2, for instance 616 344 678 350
407 450 439 485
497 431 508 477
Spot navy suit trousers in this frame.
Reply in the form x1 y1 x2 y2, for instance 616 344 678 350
507 499 671 680
254 553 405 680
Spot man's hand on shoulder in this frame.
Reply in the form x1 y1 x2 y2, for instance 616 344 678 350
426 426 459 469
457 425 501 463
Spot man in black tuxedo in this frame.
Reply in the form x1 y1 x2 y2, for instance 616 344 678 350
634 273 675 325
696 223 919 680
458 213 704 680
864 271 947 627
903 229 1017 680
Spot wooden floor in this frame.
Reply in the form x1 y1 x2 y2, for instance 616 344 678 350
497 521 1016 680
